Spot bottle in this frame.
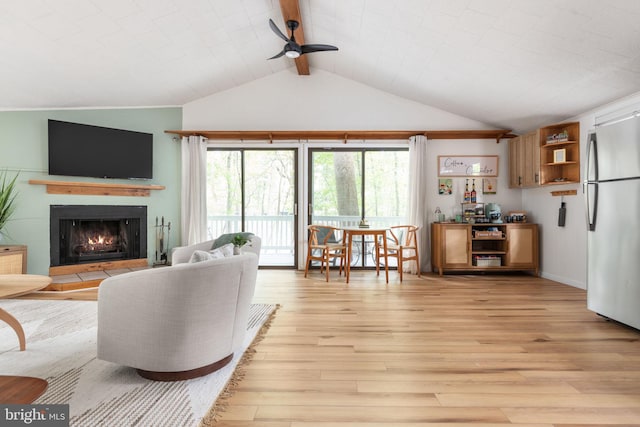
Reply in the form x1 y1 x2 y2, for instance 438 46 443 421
471 179 477 203
464 179 470 202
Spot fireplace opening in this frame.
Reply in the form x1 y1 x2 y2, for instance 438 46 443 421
50 205 147 267
70 219 128 261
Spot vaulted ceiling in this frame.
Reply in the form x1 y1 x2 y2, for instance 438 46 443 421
1 0 639 133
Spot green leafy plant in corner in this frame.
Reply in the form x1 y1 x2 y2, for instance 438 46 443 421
0 169 19 234
231 233 249 247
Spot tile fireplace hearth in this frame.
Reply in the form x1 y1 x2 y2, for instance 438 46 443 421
48 266 149 292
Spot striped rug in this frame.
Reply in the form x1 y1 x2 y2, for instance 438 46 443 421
0 299 277 426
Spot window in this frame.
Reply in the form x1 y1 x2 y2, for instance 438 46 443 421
206 149 297 267
309 148 409 267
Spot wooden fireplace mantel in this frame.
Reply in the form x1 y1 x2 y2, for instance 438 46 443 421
28 180 165 197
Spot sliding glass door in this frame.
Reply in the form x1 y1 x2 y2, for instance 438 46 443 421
206 148 297 267
309 148 409 268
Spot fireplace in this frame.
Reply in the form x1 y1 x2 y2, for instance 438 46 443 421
50 205 147 267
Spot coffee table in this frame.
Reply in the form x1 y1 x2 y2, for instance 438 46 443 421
0 274 52 351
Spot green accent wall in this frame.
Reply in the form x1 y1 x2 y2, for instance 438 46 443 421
0 107 182 275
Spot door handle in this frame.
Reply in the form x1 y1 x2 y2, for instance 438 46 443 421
586 132 599 182
585 182 598 231
585 132 599 232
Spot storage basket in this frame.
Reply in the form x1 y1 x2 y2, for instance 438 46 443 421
474 256 501 267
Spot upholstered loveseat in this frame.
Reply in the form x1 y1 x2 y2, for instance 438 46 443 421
97 236 261 381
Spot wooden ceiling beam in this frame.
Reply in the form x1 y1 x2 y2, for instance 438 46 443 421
279 0 309 75
165 129 517 141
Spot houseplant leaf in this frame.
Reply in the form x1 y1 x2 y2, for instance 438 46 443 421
0 170 19 233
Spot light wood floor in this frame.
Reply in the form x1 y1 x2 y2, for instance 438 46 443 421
19 270 640 426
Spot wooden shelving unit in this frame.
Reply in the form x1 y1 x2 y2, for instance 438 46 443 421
538 122 580 185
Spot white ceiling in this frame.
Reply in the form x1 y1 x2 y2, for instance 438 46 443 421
1 0 639 133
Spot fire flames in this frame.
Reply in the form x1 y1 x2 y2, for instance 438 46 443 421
87 234 113 248
71 221 123 256
80 233 117 253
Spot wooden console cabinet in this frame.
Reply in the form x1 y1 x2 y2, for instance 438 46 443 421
0 245 27 274
431 223 538 276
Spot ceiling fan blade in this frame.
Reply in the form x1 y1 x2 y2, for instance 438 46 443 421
269 19 289 42
301 44 339 54
268 50 286 60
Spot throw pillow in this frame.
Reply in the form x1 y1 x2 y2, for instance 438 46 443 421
207 248 226 259
216 243 235 257
211 232 254 249
189 250 213 263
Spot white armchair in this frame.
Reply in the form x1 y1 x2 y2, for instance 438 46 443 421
97 251 259 381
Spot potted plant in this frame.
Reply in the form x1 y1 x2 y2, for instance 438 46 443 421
0 170 19 242
231 233 250 254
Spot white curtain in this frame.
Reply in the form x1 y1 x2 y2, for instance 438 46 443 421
181 135 208 245
408 135 430 273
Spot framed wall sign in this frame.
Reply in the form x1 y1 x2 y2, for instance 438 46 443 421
438 155 499 177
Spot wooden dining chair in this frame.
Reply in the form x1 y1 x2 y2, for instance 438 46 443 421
376 225 420 282
304 225 346 282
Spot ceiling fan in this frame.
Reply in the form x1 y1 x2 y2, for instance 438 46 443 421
268 18 338 60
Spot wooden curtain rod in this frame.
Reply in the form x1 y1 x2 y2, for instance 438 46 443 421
166 129 517 143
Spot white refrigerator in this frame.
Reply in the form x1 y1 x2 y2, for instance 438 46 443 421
584 113 640 330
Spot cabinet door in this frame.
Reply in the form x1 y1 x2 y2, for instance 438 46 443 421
508 136 522 188
0 248 26 274
506 225 538 268
522 131 540 187
443 226 470 267
509 132 540 188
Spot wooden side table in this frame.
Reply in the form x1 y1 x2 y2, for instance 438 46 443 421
0 274 52 351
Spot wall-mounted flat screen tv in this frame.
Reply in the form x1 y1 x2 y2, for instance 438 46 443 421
48 119 153 180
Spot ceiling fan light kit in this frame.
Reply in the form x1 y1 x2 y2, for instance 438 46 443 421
284 46 301 58
268 18 338 61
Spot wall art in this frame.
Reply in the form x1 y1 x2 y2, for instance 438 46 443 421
438 155 498 177
482 178 497 194
438 178 453 195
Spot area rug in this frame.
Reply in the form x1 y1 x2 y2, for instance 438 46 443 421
0 299 277 426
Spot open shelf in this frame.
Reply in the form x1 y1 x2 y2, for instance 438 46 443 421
539 122 580 185
543 161 578 166
29 180 165 197
542 140 578 148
